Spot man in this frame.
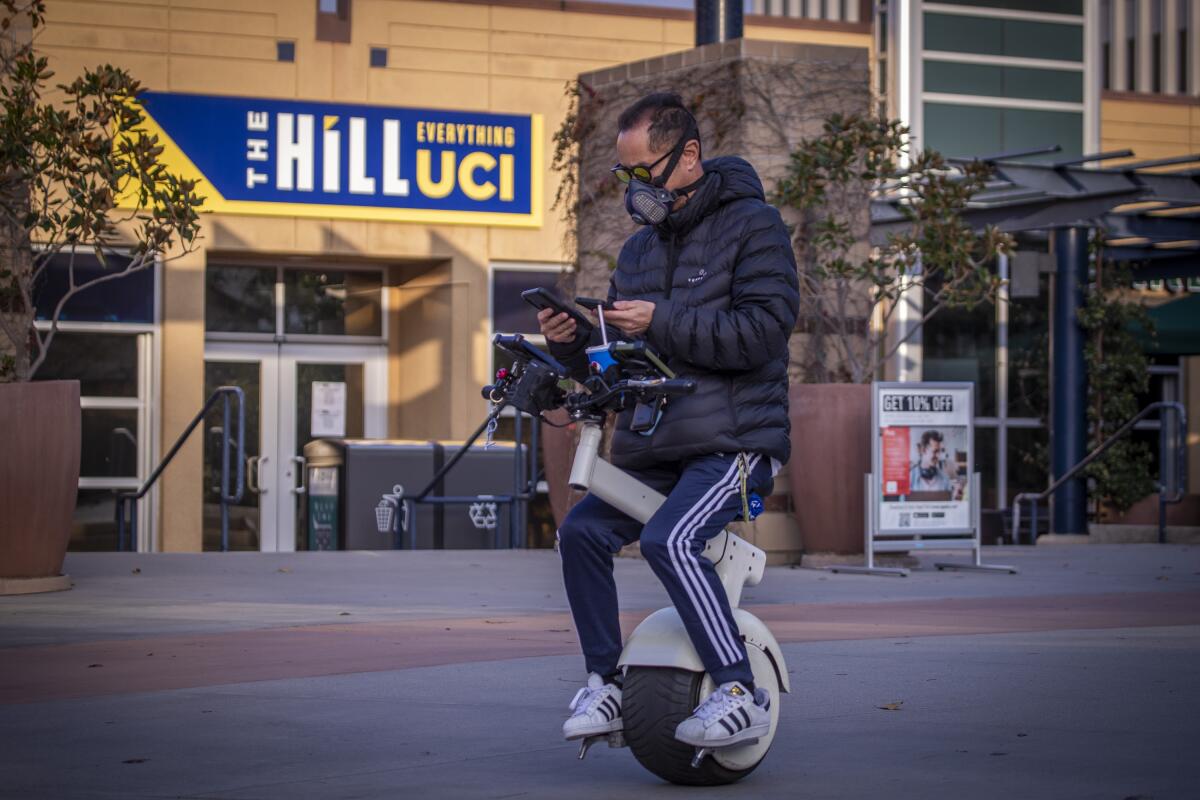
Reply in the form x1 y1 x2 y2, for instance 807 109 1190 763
909 430 952 493
538 93 799 750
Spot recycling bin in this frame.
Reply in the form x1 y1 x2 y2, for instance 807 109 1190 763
438 440 527 549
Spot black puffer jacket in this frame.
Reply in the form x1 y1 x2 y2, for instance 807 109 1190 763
551 156 799 471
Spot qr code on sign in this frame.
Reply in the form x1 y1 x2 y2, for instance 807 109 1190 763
898 513 911 528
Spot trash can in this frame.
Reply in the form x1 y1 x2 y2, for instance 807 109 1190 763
302 439 440 550
438 440 527 549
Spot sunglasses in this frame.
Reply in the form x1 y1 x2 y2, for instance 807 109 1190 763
610 147 675 185
611 125 697 185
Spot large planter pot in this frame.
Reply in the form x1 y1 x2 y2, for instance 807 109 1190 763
0 380 80 594
788 382 871 555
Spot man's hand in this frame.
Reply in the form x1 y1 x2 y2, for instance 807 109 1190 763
603 300 655 338
537 307 577 343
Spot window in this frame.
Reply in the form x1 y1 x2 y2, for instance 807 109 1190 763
923 13 1084 62
34 333 151 550
32 253 155 552
370 47 388 68
316 0 351 43
924 61 1084 103
205 264 385 340
33 251 152 324
276 41 295 62
283 269 382 336
490 264 567 377
924 103 1082 160
206 264 275 334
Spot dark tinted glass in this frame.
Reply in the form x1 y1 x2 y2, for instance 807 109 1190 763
939 0 1081 12
33 252 153 324
922 285 997 417
284 270 382 336
80 408 139 478
974 426 997 509
1008 427 1049 502
1009 268 1049 420
1002 108 1083 158
70 488 121 551
206 264 276 333
492 268 564 334
35 332 139 397
924 102 1003 158
924 60 1084 103
924 13 1084 62
924 103 1082 159
204 360 261 552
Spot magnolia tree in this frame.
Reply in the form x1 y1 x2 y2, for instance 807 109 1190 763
772 113 1014 384
0 1 203 382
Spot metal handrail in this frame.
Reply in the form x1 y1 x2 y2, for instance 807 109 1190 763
115 386 245 552
1012 401 1187 545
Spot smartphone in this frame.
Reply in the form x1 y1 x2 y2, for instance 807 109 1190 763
521 287 594 332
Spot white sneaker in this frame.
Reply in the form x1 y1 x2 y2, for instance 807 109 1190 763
674 681 771 747
562 673 623 740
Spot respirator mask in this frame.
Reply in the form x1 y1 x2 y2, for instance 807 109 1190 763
612 123 703 226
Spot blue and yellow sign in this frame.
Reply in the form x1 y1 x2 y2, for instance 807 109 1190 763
138 91 542 227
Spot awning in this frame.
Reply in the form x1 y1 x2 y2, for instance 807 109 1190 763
1131 293 1200 355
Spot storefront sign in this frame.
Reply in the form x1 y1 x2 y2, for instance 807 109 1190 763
873 382 973 533
136 91 542 227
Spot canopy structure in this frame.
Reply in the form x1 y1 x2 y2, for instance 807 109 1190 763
871 147 1200 274
1132 293 1200 356
869 147 1200 537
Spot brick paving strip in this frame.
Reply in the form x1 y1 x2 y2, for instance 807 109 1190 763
2 591 1198 705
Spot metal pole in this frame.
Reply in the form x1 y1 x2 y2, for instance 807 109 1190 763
220 393 232 553
996 252 1009 511
116 497 126 552
695 0 743 46
511 411 523 549
1051 227 1089 535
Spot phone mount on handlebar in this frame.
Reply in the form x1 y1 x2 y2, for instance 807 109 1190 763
486 333 695 428
486 334 568 416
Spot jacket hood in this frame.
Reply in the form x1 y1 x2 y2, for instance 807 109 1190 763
706 156 766 204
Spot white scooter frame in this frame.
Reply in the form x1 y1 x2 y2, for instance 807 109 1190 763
567 419 791 772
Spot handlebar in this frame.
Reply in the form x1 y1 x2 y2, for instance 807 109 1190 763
624 378 696 396
566 377 695 414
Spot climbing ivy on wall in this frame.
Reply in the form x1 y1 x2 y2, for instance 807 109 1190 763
1080 241 1157 515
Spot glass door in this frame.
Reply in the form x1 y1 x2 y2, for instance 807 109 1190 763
277 344 387 552
203 343 279 552
203 342 385 552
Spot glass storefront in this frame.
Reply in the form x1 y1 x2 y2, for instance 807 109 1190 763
203 262 387 552
32 252 155 551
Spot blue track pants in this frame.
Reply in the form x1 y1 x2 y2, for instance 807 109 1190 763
557 452 772 686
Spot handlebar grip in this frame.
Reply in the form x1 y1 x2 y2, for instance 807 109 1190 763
660 379 696 396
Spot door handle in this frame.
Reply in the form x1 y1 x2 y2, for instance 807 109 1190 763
291 455 307 495
247 455 269 495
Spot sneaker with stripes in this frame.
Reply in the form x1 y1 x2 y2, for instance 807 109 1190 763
562 673 623 740
674 681 770 747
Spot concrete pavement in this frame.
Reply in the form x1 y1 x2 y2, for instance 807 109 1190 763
1 544 1198 798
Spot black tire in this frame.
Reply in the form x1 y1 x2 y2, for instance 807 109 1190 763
622 666 765 786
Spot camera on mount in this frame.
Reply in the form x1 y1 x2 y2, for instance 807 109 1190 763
486 334 567 416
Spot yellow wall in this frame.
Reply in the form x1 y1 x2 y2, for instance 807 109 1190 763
1100 95 1200 165
42 0 869 550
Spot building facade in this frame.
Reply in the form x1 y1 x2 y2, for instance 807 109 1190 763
35 0 1198 552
